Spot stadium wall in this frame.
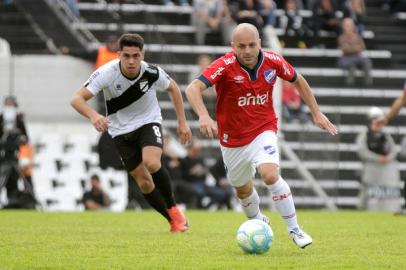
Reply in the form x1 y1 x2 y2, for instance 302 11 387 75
0 54 95 122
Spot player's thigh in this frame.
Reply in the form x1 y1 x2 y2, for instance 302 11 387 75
138 123 164 170
248 131 280 183
113 133 142 172
249 131 280 168
221 145 255 187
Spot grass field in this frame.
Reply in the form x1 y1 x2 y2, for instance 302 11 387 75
0 210 405 270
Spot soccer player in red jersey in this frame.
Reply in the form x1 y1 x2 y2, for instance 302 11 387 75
186 23 338 248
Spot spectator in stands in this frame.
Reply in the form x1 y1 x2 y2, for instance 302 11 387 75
95 35 119 114
343 0 366 34
310 0 341 45
372 80 406 214
97 131 150 210
95 35 119 69
258 0 278 27
82 174 111 210
372 80 406 129
356 107 402 212
210 156 234 210
18 135 34 193
279 0 309 48
282 80 309 123
0 95 30 204
192 0 234 45
337 17 372 86
162 134 198 208
229 0 264 31
180 138 229 209
161 0 189 6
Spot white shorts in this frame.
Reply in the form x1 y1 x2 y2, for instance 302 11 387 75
220 130 280 187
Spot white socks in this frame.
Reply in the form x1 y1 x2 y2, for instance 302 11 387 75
238 188 263 219
267 177 298 231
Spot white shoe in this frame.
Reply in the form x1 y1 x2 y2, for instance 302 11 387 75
289 227 312 249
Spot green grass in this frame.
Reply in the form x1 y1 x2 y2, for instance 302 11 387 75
0 210 405 270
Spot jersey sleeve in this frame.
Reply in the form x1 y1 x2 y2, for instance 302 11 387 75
155 66 171 91
199 58 227 87
84 67 109 95
274 53 297 83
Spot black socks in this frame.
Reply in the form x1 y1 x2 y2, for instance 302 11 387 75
151 166 177 208
143 188 170 221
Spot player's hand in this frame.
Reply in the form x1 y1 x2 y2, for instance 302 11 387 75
199 114 218 139
371 116 388 130
177 122 192 145
90 113 109 132
312 111 338 136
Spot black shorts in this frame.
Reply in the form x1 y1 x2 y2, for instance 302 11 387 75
113 123 163 172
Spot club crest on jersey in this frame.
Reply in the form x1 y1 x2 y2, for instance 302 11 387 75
233 75 245 84
264 145 276 156
264 69 276 84
139 80 149 92
116 84 122 90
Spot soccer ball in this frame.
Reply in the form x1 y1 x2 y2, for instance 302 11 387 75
236 219 274 254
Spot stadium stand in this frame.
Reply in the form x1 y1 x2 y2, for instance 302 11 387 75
0 1 51 54
0 0 405 210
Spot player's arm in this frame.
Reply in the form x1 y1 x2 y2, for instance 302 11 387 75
292 73 338 135
373 93 406 129
185 79 218 139
166 79 192 144
70 87 109 132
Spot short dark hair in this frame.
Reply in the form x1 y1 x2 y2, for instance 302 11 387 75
118 33 144 50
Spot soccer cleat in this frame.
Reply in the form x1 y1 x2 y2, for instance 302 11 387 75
168 206 189 233
289 227 312 249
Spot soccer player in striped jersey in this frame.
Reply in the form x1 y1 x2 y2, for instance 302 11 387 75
71 33 192 233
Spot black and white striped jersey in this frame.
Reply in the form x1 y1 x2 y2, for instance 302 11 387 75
84 59 171 137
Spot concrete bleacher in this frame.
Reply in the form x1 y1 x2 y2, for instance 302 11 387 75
0 2 50 54
28 123 128 212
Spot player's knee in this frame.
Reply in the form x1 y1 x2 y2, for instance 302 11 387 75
143 158 161 173
136 177 154 193
261 171 279 185
235 184 253 198
236 188 250 198
130 170 154 193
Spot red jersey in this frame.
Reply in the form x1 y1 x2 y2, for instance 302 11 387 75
199 50 296 147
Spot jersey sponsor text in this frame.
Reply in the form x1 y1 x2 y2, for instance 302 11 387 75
237 92 269 107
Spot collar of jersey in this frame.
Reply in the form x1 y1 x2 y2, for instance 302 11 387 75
238 50 264 81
